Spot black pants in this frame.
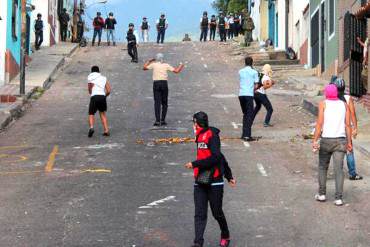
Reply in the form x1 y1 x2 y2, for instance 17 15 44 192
239 96 254 138
61 25 68 41
219 27 226 42
252 92 273 125
77 24 84 41
128 43 138 61
228 25 234 39
194 185 230 246
210 27 216 41
200 27 208 42
157 28 166 43
234 24 240 37
153 80 168 122
35 31 43 49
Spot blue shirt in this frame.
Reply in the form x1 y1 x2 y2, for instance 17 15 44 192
239 66 259 96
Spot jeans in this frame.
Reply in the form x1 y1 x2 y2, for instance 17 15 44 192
92 29 102 45
77 23 84 41
228 25 234 39
127 43 138 61
210 27 216 41
239 96 254 138
194 185 230 246
153 81 168 122
35 31 43 48
346 151 357 177
106 29 115 44
318 138 347 199
157 28 166 43
219 27 226 42
60 25 68 41
142 30 149 42
252 92 274 124
200 27 208 42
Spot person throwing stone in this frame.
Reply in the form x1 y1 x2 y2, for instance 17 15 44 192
143 53 184 126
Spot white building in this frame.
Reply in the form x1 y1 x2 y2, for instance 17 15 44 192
250 0 261 42
31 0 59 48
0 0 7 87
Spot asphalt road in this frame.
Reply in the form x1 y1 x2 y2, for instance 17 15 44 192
0 42 370 247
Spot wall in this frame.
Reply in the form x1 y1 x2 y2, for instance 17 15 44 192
250 0 260 41
259 0 269 41
275 0 287 50
325 0 338 77
0 0 8 86
31 0 50 46
289 0 309 63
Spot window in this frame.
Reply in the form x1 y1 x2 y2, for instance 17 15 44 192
11 0 19 41
328 0 335 39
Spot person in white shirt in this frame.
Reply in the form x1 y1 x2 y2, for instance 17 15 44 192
312 84 352 206
227 14 234 40
252 64 275 127
87 66 111 137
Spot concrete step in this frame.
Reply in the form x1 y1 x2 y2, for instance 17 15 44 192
254 59 300 66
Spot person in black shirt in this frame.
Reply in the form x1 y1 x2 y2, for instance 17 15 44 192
126 23 138 63
105 12 117 46
34 13 43 50
218 12 226 42
59 8 70 42
199 11 209 42
209 15 217 41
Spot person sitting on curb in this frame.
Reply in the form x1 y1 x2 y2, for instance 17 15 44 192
312 84 352 206
330 76 363 181
87 66 111 137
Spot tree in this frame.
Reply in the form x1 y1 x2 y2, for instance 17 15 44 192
212 0 230 14
227 0 248 14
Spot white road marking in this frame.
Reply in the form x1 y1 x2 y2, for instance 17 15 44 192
243 142 250 148
203 64 208 68
231 122 238 129
73 143 125 150
223 106 229 113
257 163 268 177
139 196 176 209
211 94 237 98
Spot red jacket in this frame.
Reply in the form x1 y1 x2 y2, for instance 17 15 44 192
93 17 105 30
192 127 233 183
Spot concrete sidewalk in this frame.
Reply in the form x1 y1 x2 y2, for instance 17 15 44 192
0 42 78 130
289 75 370 158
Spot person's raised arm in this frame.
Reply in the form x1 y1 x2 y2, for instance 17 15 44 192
143 59 155 70
313 101 325 150
88 83 93 95
345 103 353 152
173 63 185 74
105 81 111 96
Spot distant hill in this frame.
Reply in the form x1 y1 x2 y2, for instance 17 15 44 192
85 0 216 42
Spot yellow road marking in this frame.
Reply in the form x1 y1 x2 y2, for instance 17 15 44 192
81 168 112 173
45 145 59 172
0 170 43 175
0 145 28 151
0 154 28 162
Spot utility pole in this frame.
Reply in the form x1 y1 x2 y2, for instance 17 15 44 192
20 0 27 95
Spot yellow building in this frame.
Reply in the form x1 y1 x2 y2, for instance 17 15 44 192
259 0 269 42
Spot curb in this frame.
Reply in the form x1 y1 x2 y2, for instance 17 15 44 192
0 45 79 132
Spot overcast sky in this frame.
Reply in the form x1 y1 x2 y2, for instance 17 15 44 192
85 0 215 42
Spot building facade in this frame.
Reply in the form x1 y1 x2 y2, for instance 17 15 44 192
0 0 8 87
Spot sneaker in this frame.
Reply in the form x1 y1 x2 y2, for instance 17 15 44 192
264 123 274 127
220 238 230 247
103 132 110 137
160 120 167 126
349 174 363 180
88 128 95 138
334 199 344 206
315 194 326 202
243 137 258 142
153 121 161 126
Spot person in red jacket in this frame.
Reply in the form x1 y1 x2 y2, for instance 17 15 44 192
185 111 236 247
92 12 105 46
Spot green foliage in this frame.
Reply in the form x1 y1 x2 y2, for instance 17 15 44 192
227 0 248 14
212 0 248 14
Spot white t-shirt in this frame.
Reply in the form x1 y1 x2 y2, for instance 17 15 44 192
88 72 107 97
256 75 271 94
322 100 346 138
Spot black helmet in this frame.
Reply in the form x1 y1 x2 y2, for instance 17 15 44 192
203 11 208 16
37 13 42 17
129 23 134 27
193 111 209 128
97 12 101 16
109 12 113 16
331 77 346 91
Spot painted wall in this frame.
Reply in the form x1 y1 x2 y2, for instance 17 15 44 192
31 0 51 47
325 0 338 72
259 0 269 41
6 0 22 65
289 0 309 63
275 0 287 50
250 0 260 41
0 0 8 86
